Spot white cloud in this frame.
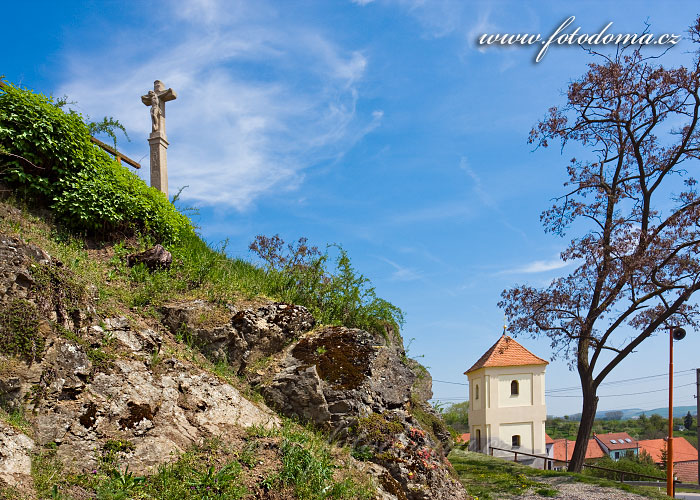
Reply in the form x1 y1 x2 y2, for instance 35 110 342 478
351 0 376 5
57 1 377 210
499 258 570 275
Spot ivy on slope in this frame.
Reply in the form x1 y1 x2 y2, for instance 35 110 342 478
0 82 192 244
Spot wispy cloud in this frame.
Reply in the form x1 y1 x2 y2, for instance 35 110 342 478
394 0 466 38
379 257 423 281
498 257 570 275
57 0 378 210
460 156 496 209
387 200 473 224
466 6 497 52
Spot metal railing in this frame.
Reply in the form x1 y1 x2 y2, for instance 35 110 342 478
489 446 670 482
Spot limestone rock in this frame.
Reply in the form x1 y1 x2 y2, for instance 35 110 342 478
0 233 50 303
40 340 92 400
161 301 315 373
93 318 162 354
405 358 433 403
0 229 463 498
127 244 172 270
0 421 35 491
261 326 415 430
29 356 278 473
0 233 89 333
0 377 22 411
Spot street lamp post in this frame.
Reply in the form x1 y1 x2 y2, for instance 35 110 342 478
668 326 686 498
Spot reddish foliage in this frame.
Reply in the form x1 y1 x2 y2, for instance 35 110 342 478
500 17 700 471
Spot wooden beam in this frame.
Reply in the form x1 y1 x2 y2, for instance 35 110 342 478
89 137 141 169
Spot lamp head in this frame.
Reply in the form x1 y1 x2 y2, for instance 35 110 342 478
672 327 686 341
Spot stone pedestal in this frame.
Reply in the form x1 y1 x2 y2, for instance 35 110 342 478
148 134 169 195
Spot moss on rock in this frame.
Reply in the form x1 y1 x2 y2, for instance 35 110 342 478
292 327 374 390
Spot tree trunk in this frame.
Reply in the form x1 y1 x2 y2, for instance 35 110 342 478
568 386 598 472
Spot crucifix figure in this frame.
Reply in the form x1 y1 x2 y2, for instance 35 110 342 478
147 90 161 132
141 80 177 195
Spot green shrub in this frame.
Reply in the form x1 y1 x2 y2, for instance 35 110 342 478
0 82 193 244
0 84 91 196
52 157 193 243
250 236 404 337
583 454 664 481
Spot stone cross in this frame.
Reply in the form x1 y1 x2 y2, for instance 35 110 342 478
141 80 177 195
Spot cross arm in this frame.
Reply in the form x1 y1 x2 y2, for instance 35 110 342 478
159 88 177 102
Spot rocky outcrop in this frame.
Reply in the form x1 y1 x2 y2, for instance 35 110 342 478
0 232 91 343
261 326 415 430
159 301 463 499
406 358 433 403
161 300 315 374
0 230 466 499
6 320 279 474
0 232 50 306
258 325 466 500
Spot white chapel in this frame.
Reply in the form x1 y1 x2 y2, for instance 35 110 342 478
465 334 548 460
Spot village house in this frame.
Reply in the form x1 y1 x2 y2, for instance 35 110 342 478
466 334 548 464
549 432 637 469
592 432 638 460
638 437 699 484
548 436 605 470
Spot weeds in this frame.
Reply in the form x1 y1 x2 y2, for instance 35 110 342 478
0 405 32 435
0 298 43 362
271 421 374 500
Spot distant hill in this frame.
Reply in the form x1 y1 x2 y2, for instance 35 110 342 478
561 406 697 421
624 406 697 420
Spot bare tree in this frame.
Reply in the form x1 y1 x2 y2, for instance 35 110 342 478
499 18 700 472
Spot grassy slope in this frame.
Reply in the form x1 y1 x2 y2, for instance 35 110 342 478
0 200 375 499
448 448 671 500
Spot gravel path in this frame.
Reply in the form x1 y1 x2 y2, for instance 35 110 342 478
513 476 665 500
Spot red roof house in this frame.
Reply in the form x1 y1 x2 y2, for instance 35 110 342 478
638 437 698 483
593 432 638 460
551 438 605 464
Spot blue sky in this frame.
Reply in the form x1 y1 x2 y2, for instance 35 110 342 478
4 0 700 416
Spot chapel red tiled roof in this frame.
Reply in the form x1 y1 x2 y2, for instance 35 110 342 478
638 437 698 464
593 432 637 451
457 433 470 443
465 334 548 374
545 433 554 445
552 438 605 462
